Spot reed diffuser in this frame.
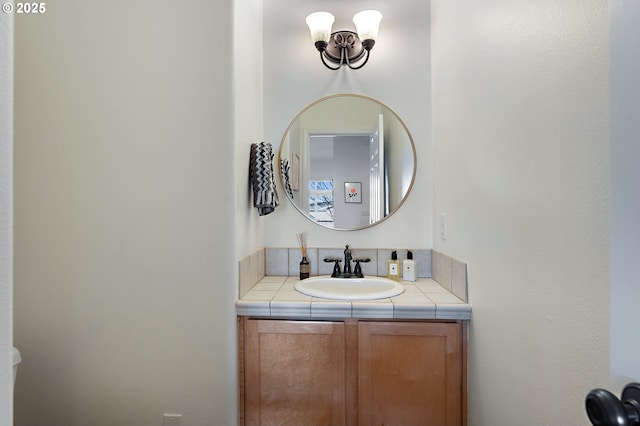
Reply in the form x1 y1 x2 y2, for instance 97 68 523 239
297 232 310 280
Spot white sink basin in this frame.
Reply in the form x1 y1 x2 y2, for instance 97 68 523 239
295 276 405 300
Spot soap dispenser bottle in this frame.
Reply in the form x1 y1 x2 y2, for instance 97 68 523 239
403 250 416 282
387 251 400 281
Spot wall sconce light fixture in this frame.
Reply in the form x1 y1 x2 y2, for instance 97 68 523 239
305 10 383 70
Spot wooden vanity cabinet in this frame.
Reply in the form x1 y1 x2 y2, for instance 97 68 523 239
238 317 467 426
358 321 464 426
241 319 347 425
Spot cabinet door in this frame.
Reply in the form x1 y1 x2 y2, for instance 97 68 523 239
358 321 462 426
244 319 346 426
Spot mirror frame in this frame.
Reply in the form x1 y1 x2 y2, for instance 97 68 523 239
278 93 417 231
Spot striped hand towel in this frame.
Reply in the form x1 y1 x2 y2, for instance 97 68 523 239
250 142 279 216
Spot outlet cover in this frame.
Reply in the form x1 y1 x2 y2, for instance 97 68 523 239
440 213 447 240
163 413 182 426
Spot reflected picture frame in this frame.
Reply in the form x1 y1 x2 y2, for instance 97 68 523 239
344 182 362 203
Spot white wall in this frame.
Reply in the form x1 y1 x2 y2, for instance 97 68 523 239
333 136 371 229
432 1 610 425
13 1 238 425
234 0 266 259
263 0 432 249
610 0 640 389
0 9 14 426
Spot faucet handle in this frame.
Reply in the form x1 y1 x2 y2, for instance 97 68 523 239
323 258 342 277
353 258 370 278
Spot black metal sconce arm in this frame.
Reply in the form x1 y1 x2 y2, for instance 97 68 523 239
314 31 376 71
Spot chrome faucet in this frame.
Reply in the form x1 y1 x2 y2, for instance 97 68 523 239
323 244 370 278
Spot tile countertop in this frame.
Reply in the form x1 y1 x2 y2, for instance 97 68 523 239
236 276 471 320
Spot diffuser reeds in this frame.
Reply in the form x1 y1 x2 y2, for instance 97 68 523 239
296 232 307 258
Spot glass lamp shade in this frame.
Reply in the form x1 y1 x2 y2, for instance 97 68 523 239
305 11 335 43
352 10 383 42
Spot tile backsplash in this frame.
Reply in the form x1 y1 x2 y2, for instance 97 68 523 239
238 248 266 298
238 247 468 302
432 250 468 302
266 248 432 280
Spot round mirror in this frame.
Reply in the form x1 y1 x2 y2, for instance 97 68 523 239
278 94 416 230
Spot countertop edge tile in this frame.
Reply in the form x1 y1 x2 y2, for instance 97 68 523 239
435 303 472 320
352 299 394 318
270 300 311 317
236 300 271 317
237 276 472 320
393 304 437 319
311 300 353 319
